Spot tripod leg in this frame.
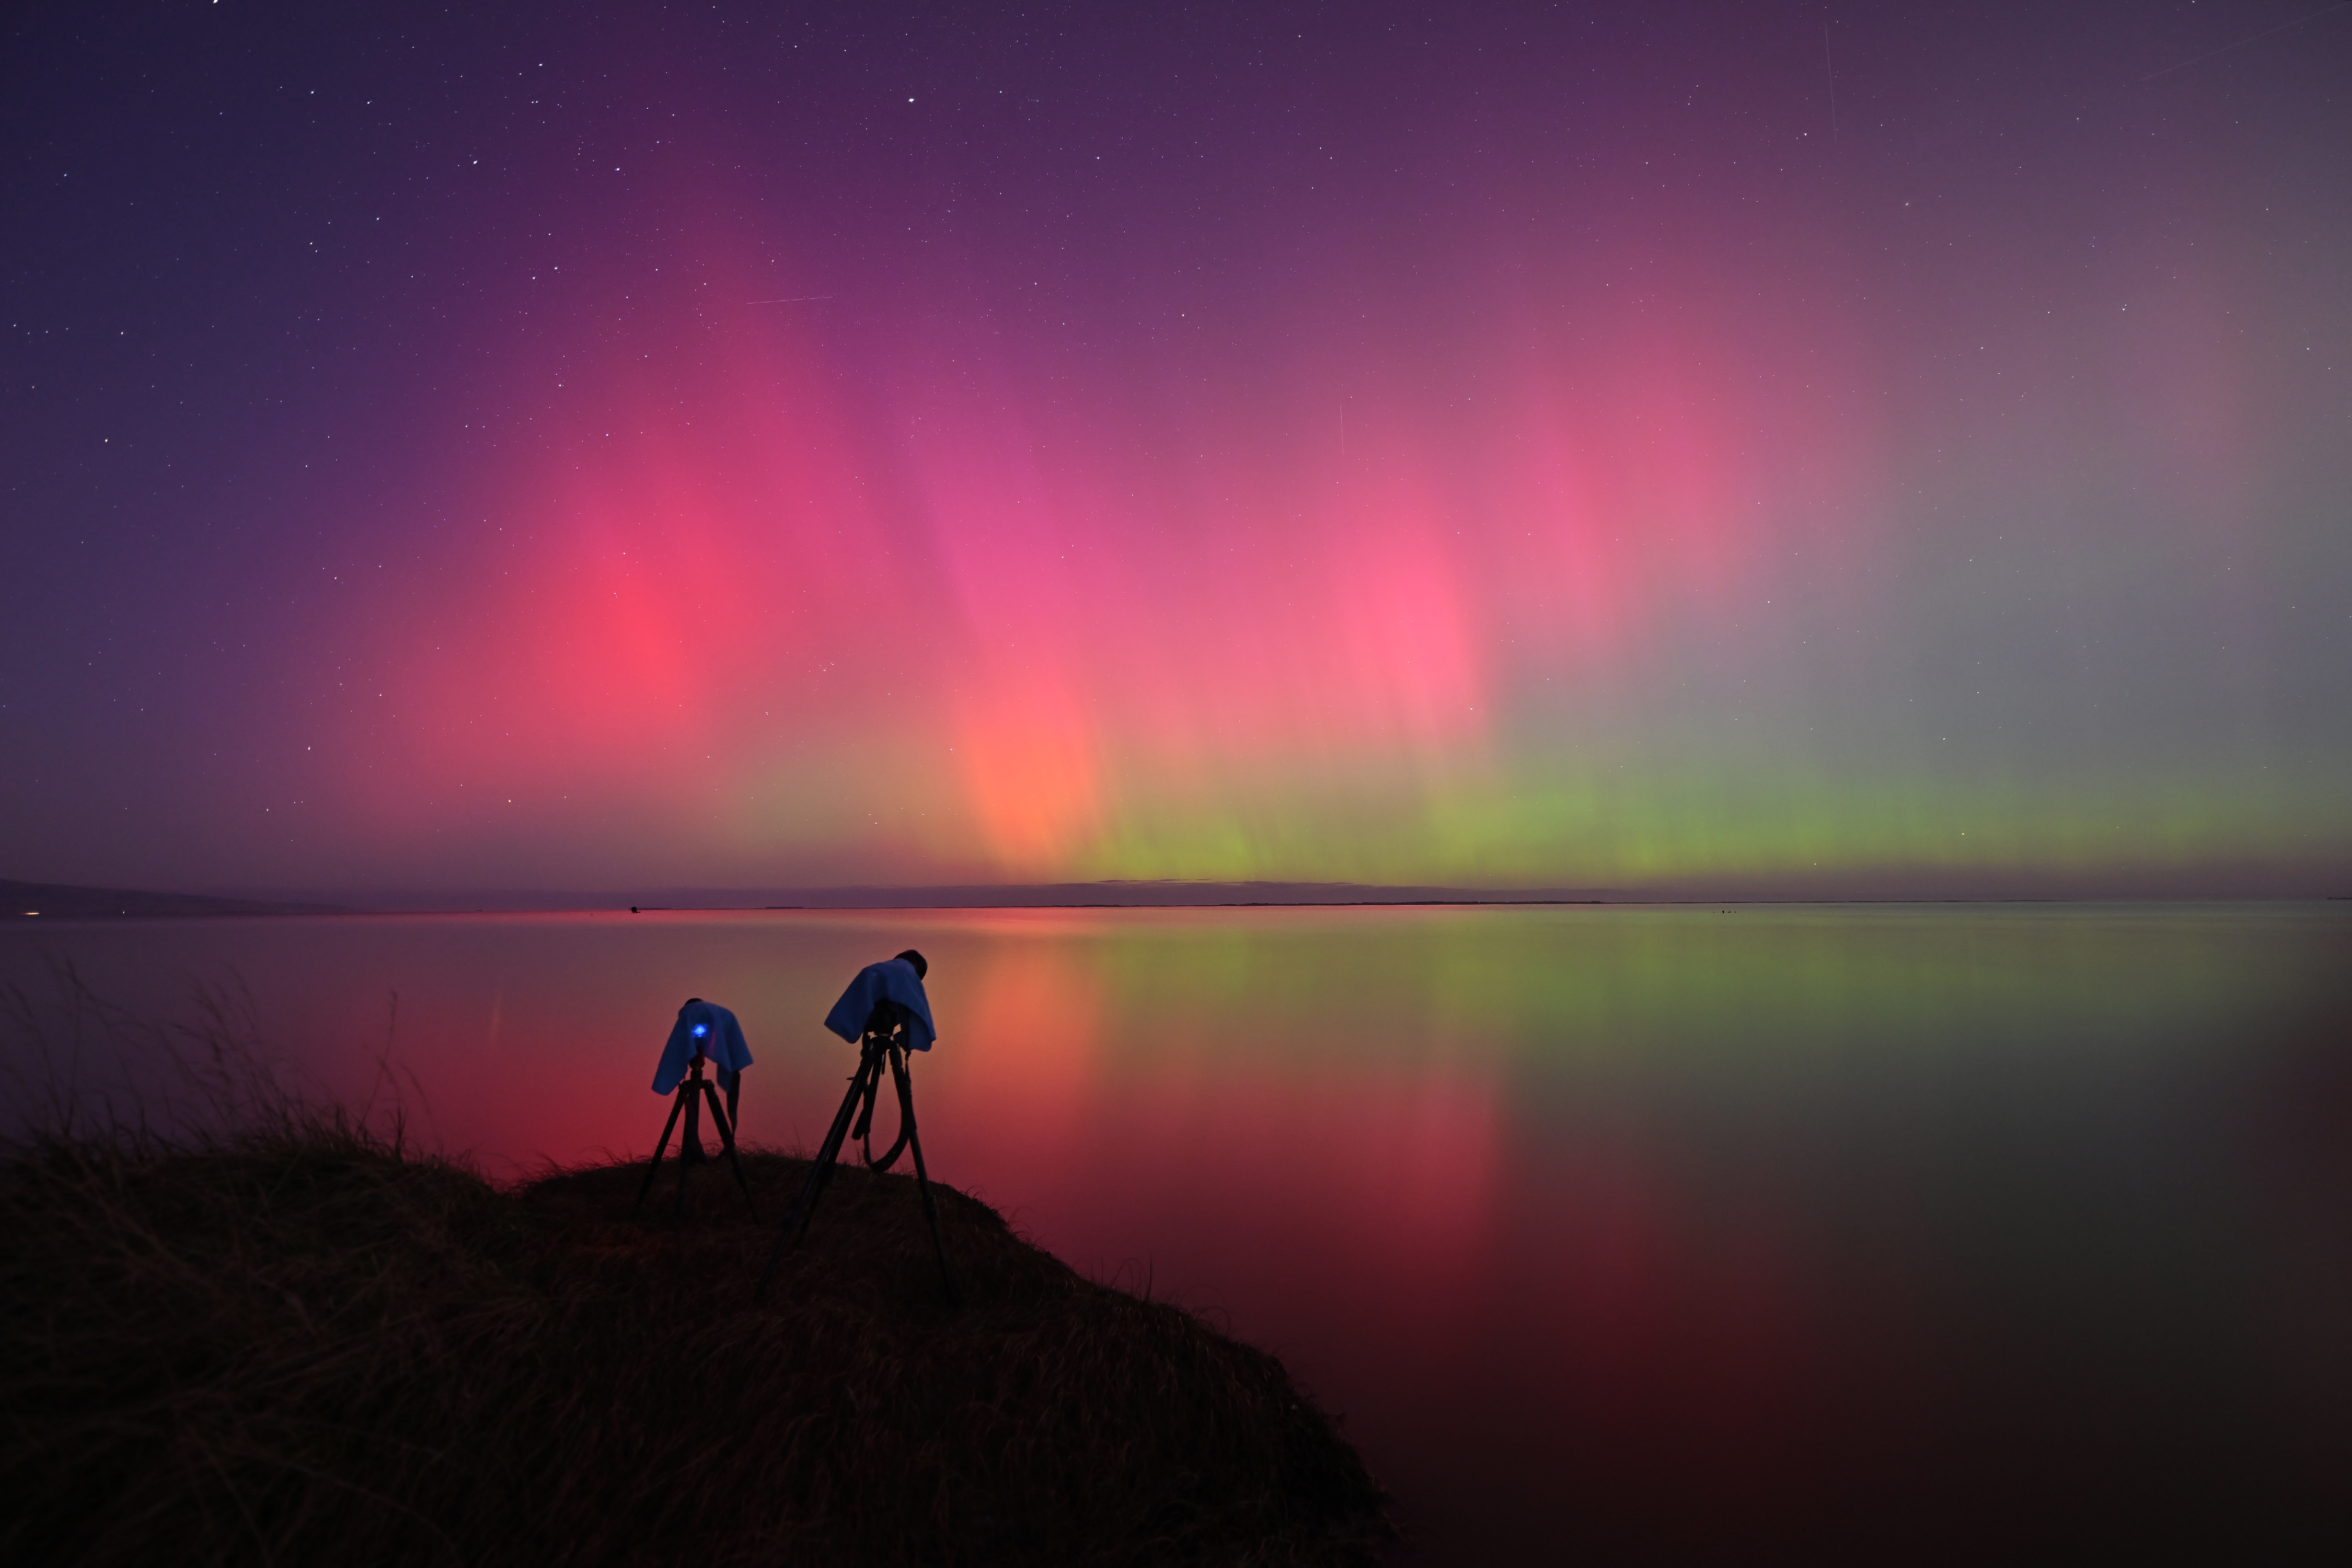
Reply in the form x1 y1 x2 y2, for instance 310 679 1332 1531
757 1046 881 1302
851 1065 882 1149
893 1047 958 1305
675 1076 703 1218
763 1053 873 1271
636 1088 688 1207
797 1056 878 1227
863 1046 915 1171
702 1078 757 1217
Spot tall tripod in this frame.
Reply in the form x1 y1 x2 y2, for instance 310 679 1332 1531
757 1002 955 1304
636 1048 756 1218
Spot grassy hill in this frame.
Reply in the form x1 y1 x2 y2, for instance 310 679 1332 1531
0 1115 1389 1565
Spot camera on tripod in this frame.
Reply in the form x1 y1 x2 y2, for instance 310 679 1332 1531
636 997 756 1216
758 950 956 1303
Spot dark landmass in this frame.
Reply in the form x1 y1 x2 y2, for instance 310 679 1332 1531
751 880 1632 909
765 880 1630 908
602 864 2352 907
240 876 2352 913
1 879 348 920
216 880 1636 913
0 1123 1390 1566
20 874 2352 918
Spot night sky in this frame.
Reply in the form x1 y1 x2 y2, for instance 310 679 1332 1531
6 2 2348 896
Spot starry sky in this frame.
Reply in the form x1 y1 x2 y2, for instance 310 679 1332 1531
5 1 2348 897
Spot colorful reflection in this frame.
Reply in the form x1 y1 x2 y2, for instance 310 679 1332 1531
5 905 2349 1552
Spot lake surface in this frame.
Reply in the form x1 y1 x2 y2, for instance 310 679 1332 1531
5 904 2349 1558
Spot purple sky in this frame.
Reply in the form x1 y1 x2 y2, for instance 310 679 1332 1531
5 2 2348 896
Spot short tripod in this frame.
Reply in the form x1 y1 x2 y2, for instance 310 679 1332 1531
757 1003 955 1303
636 1050 756 1218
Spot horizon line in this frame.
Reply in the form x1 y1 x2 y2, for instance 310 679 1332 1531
8 875 2349 920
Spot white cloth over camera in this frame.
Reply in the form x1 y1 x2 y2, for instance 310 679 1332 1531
824 959 937 1051
652 998 753 1095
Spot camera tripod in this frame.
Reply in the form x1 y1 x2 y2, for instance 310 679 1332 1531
756 1002 955 1304
636 1049 757 1218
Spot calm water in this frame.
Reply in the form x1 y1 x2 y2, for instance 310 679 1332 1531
6 905 2349 1558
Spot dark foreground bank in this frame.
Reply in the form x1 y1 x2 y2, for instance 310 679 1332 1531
0 1120 1390 1565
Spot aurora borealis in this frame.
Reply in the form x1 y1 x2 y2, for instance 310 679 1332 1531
6 2 2348 896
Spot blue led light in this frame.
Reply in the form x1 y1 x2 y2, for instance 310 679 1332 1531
691 1022 709 1039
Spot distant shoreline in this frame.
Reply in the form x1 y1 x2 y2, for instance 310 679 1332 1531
9 875 2347 919
1 880 352 920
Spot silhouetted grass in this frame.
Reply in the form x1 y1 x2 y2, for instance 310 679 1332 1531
0 996 1390 1565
